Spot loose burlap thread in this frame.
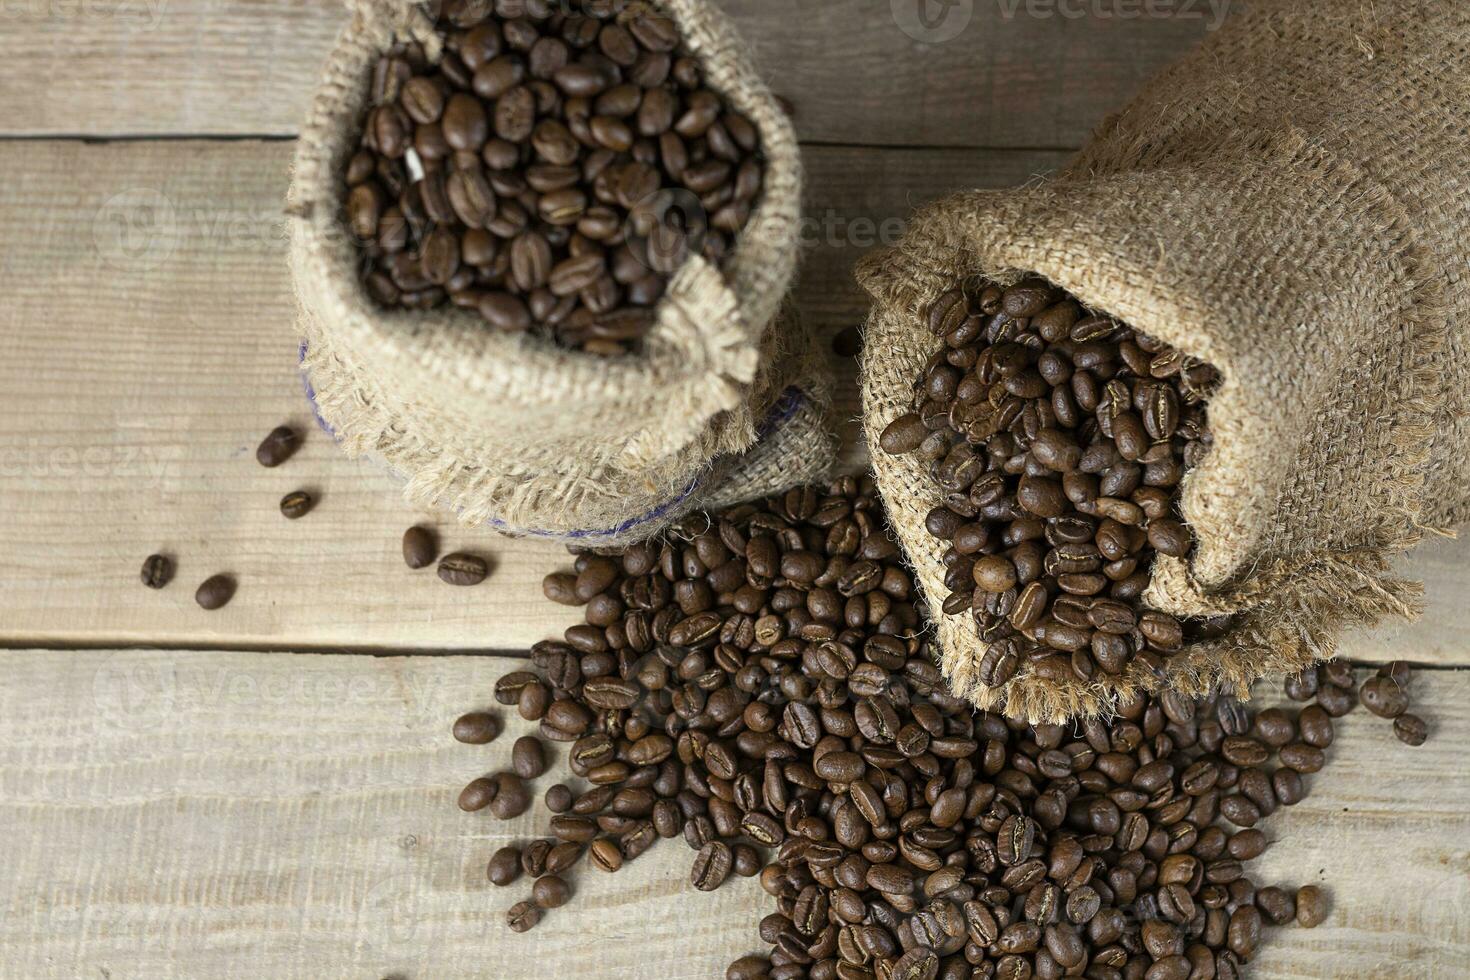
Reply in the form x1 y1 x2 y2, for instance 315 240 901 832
288 0 834 546
859 0 1470 723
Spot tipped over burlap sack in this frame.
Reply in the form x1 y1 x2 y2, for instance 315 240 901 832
287 0 834 547
859 0 1470 722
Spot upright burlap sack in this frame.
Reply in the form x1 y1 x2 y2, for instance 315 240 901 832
288 0 834 547
859 0 1470 722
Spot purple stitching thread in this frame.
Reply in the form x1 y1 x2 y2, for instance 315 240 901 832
299 340 804 540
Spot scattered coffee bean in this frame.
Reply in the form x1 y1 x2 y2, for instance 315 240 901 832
880 278 1220 685
1359 674 1408 718
532 874 571 909
487 772 531 819
544 784 573 814
279 490 314 519
512 735 548 779
487 845 521 886
458 776 498 812
255 425 299 467
140 554 173 590
452 711 499 744
438 552 489 586
1394 713 1428 746
402 526 438 569
832 325 863 357
194 574 236 611
348 1 765 354
506 900 541 933
1295 885 1329 927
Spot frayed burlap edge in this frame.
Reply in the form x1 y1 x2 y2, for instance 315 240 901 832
858 134 1449 724
286 0 820 541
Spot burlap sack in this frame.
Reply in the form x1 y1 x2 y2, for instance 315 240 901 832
859 0 1470 722
287 0 834 546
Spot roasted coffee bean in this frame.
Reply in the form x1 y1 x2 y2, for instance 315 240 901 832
512 735 547 779
195 574 236 611
350 7 763 352
691 841 733 891
487 845 521 886
402 526 437 569
506 900 541 933
1394 713 1428 746
532 874 571 909
452 712 498 745
255 425 299 467
279 490 314 520
1295 885 1329 927
588 837 623 873
140 554 173 590
487 772 530 819
1359 675 1409 718
438 552 489 586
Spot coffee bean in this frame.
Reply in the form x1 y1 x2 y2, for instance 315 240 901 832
506 900 541 933
438 552 489 586
512 735 547 779
532 874 571 909
1360 675 1408 718
487 772 530 819
1295 885 1329 927
458 777 498 812
195 574 236 611
1394 713 1428 746
452 712 498 744
690 841 733 891
402 526 437 569
140 554 173 590
279 490 314 520
487 846 521 886
589 837 623 872
255 425 299 467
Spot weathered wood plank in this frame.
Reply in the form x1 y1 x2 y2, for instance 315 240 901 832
0 0 1211 145
0 138 1066 651
0 650 1464 978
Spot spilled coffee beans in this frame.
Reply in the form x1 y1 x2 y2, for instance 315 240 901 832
347 0 765 355
454 481 1411 976
194 574 236 611
879 277 1221 688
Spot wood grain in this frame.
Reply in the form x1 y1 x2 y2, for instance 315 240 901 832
0 649 1464 979
0 0 1210 145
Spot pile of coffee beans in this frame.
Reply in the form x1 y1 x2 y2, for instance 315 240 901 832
879 278 1221 689
452 481 1418 979
346 0 766 354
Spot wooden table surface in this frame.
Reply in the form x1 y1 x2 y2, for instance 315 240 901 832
0 3 1465 978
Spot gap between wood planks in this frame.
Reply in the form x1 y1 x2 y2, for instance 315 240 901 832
3 639 1467 673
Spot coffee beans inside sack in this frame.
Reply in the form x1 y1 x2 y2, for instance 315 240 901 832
452 482 1413 979
858 2 1470 722
346 0 766 355
290 0 831 543
878 278 1222 694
